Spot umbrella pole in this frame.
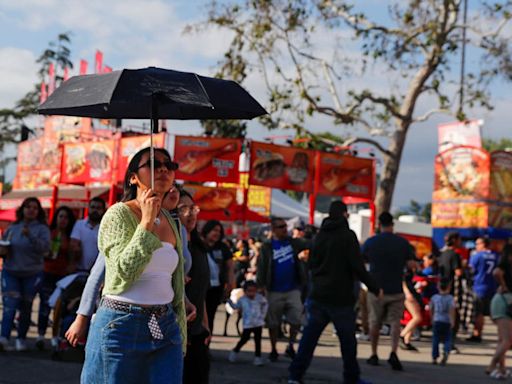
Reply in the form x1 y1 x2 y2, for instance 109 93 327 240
150 118 156 190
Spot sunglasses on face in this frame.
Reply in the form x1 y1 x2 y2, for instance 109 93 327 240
178 205 200 216
138 159 179 171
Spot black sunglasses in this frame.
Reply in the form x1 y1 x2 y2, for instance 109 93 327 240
137 159 179 171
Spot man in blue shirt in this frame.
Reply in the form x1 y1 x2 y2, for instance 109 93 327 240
467 237 498 342
257 217 309 362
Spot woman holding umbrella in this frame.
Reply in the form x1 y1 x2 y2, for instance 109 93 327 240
81 147 186 384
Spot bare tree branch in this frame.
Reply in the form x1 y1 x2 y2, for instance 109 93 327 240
413 108 452 122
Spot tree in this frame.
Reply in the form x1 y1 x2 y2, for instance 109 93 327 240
394 199 432 222
483 138 512 152
193 0 512 213
0 33 73 151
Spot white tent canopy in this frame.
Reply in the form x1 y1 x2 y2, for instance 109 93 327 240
270 189 326 227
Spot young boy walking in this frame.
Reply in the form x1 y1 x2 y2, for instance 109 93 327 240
430 278 456 365
228 281 268 366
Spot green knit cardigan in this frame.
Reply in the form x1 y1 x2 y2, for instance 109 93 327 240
98 202 187 353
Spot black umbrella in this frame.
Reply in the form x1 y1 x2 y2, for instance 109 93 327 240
38 67 267 188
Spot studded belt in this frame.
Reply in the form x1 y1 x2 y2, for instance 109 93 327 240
101 297 170 340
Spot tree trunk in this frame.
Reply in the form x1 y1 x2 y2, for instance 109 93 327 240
374 121 409 214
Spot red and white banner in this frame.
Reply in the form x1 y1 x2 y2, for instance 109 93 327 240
40 82 48 104
438 120 483 153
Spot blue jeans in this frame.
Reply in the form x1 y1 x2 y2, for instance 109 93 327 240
81 304 183 384
432 321 452 359
1 270 42 340
289 299 360 384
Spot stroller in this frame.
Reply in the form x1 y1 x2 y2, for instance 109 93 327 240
48 273 89 362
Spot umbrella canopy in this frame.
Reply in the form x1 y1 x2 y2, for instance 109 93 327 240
38 67 267 120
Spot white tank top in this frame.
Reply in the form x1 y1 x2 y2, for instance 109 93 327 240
107 242 179 305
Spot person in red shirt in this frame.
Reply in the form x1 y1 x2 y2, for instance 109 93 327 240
36 206 76 349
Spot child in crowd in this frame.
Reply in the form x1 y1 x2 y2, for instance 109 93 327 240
430 278 455 366
228 280 268 366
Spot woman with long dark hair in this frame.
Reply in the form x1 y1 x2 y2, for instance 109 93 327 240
0 197 50 352
178 187 212 384
81 147 186 384
201 220 234 335
487 245 512 379
36 205 76 349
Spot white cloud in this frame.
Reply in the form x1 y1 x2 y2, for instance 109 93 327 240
0 47 39 108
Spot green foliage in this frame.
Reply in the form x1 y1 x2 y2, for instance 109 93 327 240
483 138 512 152
394 200 432 222
191 1 512 211
0 32 73 152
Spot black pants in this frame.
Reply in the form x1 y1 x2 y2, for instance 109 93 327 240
206 286 224 334
184 330 210 384
233 326 262 357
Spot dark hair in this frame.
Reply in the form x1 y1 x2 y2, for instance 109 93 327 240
15 197 47 224
445 231 460 247
378 212 394 227
177 185 194 201
477 236 491 248
243 280 258 291
329 200 348 218
122 147 173 202
439 277 451 291
499 244 512 270
271 217 285 227
89 197 106 209
201 220 225 242
50 206 76 237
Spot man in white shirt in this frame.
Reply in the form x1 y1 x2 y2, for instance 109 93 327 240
70 198 106 272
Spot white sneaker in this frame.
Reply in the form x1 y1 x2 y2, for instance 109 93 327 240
357 333 370 341
0 336 9 351
51 337 59 348
35 335 45 350
228 350 238 363
15 339 28 352
253 356 264 366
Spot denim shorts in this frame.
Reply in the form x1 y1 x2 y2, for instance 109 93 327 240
81 304 183 384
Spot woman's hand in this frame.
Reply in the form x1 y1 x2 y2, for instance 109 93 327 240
138 188 161 230
65 314 90 347
185 301 197 322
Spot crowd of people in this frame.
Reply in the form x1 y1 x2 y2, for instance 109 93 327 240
0 146 511 383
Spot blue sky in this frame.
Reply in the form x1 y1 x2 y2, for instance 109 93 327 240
0 0 510 210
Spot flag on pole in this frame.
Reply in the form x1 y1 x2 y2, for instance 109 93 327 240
80 59 88 75
40 82 48 104
95 50 103 74
48 63 55 95
103 65 113 73
63 66 69 81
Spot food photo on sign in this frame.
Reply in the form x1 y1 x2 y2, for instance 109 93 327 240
117 134 166 182
61 141 115 184
317 152 374 198
174 136 241 183
490 151 512 202
249 142 314 191
182 184 237 220
433 146 490 201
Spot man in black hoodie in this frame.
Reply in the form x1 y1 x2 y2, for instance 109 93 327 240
288 201 380 384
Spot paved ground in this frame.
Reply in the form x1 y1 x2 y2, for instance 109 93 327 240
0 303 507 384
